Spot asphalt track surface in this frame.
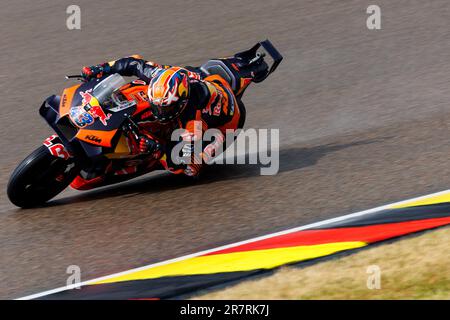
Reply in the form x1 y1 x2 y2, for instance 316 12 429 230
0 0 449 299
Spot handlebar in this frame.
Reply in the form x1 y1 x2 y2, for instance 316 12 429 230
65 74 84 81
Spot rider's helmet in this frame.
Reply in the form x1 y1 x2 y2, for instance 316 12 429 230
147 67 190 122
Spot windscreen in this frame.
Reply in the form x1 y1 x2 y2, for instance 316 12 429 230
92 73 127 105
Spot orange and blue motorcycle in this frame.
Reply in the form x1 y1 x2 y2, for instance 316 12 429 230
7 40 282 208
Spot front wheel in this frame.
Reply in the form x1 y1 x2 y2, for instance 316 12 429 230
7 146 80 208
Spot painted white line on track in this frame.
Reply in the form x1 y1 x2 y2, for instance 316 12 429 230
17 189 450 300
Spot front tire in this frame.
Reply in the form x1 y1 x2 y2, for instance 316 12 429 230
7 146 79 208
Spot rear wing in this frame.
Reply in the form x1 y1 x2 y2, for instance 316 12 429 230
235 39 283 82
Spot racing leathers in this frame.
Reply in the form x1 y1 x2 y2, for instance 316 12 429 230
83 55 243 177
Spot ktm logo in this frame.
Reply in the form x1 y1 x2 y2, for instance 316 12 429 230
61 94 68 108
84 135 102 143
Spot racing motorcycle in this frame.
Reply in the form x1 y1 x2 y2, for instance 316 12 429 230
7 40 282 208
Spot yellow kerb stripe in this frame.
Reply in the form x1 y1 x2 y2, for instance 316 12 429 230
91 241 366 285
390 191 450 209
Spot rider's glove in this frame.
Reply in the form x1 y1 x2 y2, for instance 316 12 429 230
179 142 203 177
139 136 162 158
81 63 111 81
184 163 202 177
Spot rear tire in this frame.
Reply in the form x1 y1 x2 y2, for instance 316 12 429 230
7 146 79 208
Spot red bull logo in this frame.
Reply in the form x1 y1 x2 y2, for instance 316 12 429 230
69 89 112 128
80 89 111 126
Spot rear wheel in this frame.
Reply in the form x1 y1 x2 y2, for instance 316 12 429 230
7 146 79 208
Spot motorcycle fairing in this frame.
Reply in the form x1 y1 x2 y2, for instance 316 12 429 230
76 128 118 147
40 77 139 158
199 40 283 97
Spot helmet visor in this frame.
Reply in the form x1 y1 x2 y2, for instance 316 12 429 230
150 99 187 122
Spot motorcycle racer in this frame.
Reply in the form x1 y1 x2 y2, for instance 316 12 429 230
7 41 281 207
82 55 255 177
